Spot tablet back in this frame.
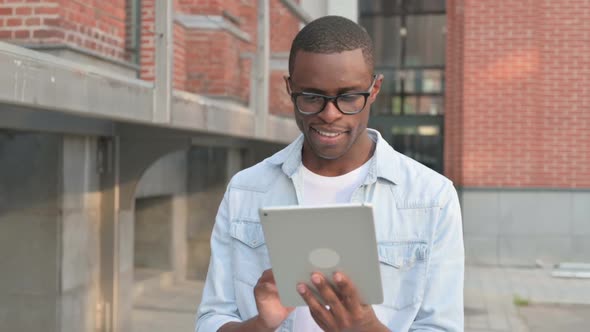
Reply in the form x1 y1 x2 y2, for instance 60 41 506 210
259 204 383 307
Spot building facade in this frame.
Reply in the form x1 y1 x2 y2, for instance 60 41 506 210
1 0 589 331
359 0 590 266
0 1 354 331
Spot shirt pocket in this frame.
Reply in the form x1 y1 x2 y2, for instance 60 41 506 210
229 220 269 287
378 241 428 310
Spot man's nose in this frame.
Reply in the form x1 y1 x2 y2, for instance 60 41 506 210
317 99 342 123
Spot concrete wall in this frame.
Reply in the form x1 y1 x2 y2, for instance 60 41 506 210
135 196 174 270
300 0 359 21
60 135 101 332
37 47 137 78
186 146 229 280
461 188 590 266
0 131 61 332
136 150 188 198
0 131 101 332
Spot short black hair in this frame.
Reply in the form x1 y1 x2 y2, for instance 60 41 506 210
288 15 375 76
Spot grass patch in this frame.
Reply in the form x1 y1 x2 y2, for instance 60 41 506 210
513 294 530 307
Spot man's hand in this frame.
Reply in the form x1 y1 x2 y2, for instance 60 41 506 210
297 272 389 332
219 269 293 332
254 269 295 329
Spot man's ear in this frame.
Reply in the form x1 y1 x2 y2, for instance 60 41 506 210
284 75 291 94
370 74 384 101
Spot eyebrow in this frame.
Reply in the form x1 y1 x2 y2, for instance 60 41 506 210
298 85 366 95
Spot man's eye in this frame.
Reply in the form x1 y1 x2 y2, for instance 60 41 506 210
301 95 323 103
339 95 361 102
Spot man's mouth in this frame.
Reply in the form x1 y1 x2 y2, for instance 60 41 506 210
311 127 345 137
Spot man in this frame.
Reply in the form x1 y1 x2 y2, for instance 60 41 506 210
196 16 464 332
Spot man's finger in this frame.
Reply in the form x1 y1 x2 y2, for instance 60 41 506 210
258 269 274 283
311 273 350 325
297 282 337 330
333 272 364 315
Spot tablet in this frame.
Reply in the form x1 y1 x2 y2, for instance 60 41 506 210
259 203 383 307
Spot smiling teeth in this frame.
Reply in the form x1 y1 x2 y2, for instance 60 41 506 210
314 128 341 137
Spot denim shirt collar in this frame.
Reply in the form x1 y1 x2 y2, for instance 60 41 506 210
267 128 400 185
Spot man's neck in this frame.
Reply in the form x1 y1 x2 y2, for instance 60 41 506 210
302 133 375 177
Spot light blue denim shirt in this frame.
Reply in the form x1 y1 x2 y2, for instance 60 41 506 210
196 129 464 332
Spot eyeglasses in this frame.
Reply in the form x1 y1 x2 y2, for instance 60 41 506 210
288 75 377 115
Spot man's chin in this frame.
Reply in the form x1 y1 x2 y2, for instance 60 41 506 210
310 146 345 161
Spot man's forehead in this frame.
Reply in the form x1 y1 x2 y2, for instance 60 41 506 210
290 49 371 85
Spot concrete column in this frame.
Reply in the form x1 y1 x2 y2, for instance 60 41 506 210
327 0 358 21
135 196 173 270
254 0 270 137
171 194 188 281
186 146 228 280
59 136 102 332
0 132 102 332
0 132 61 332
226 147 243 180
113 134 191 331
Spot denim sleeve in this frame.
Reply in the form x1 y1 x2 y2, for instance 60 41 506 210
195 189 243 332
410 184 465 332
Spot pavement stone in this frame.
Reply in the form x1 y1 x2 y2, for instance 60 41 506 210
131 265 590 332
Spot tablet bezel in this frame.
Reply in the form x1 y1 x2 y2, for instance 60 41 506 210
259 203 383 307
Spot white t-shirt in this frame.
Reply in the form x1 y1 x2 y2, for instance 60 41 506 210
292 159 371 331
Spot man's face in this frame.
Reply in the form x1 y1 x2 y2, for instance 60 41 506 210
286 49 381 162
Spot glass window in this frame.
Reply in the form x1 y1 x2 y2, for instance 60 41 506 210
405 0 446 14
417 96 444 115
405 15 446 66
361 0 445 16
360 16 402 66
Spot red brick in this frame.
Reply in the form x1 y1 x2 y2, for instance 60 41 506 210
34 6 58 15
14 29 30 38
6 17 22 26
0 7 13 15
446 0 590 188
15 7 32 15
25 17 40 25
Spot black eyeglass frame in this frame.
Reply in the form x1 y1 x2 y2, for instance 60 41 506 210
288 75 378 116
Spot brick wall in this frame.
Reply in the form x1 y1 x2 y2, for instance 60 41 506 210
0 0 128 61
0 0 301 113
445 0 590 188
269 0 299 116
444 0 465 185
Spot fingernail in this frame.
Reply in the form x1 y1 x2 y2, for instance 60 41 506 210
297 284 306 294
334 272 343 283
311 274 321 285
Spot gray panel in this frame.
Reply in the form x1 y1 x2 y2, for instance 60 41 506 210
461 191 500 236
571 235 590 262
61 211 96 292
135 150 188 199
62 136 91 211
60 286 97 332
0 212 58 294
460 188 590 265
572 192 590 235
464 236 498 265
498 192 571 236
0 132 60 213
0 293 57 332
116 269 134 332
498 236 574 266
119 209 135 272
134 197 172 270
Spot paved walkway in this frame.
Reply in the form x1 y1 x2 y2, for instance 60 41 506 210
465 265 590 332
132 265 590 332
